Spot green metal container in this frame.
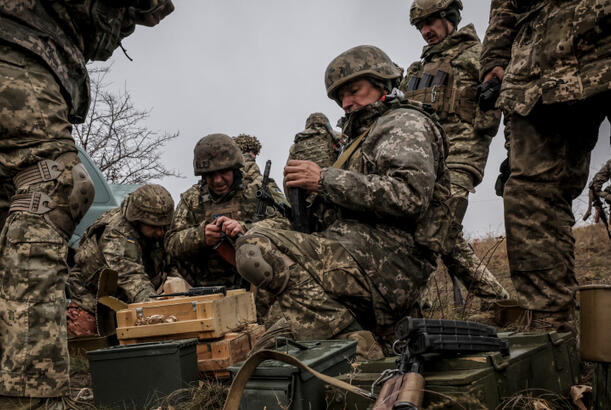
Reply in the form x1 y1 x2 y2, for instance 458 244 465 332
87 338 199 409
228 339 357 410
326 331 579 410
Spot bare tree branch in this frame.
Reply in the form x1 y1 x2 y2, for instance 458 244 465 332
73 65 182 184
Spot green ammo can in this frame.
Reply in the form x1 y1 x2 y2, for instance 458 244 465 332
87 338 199 409
228 339 357 410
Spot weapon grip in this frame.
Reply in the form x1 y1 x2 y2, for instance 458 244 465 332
393 373 425 409
372 375 404 410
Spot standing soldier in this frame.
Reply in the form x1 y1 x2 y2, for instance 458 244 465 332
233 133 263 181
480 0 610 330
401 0 509 304
67 184 176 337
584 159 611 237
288 112 340 168
165 134 288 289
234 45 453 349
0 0 174 404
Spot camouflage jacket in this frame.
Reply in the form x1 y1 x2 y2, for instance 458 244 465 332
165 171 289 287
590 159 611 201
68 204 168 312
317 99 452 314
400 24 501 185
242 156 263 182
0 1 135 122
288 124 338 169
480 0 611 116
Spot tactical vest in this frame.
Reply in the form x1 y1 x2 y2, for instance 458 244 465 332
290 128 337 168
332 101 457 255
402 42 477 124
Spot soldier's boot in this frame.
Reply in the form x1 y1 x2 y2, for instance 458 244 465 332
0 153 94 397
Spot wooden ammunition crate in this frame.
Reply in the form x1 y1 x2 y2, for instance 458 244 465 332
197 323 265 378
116 289 256 344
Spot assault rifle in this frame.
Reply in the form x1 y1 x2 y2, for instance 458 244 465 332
372 317 509 410
151 285 227 298
476 77 501 112
253 160 291 222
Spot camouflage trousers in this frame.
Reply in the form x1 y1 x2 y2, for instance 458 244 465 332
0 44 88 397
505 94 610 312
236 226 401 344
441 170 509 300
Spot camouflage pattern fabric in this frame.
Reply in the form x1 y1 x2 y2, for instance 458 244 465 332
0 1 135 122
233 134 262 156
241 156 263 182
68 204 170 313
237 99 450 344
288 112 338 168
0 45 80 398
399 24 507 301
504 94 609 312
590 159 611 203
165 171 289 288
480 0 611 117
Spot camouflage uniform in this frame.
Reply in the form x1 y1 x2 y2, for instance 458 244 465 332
288 112 339 168
233 134 263 181
481 0 611 313
165 135 289 289
400 22 508 300
589 160 611 204
68 185 175 313
236 46 452 344
0 2 139 398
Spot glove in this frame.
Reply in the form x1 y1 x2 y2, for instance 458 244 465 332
495 158 510 197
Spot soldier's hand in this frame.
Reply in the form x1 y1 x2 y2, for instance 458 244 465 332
215 216 245 238
483 66 505 83
131 0 175 27
284 160 322 192
203 222 223 247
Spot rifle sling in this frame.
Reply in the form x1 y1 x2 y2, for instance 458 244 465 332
332 123 375 170
222 349 376 410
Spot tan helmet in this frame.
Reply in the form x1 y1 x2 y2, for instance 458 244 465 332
193 133 244 176
233 134 262 156
410 0 463 26
124 184 174 227
325 45 403 105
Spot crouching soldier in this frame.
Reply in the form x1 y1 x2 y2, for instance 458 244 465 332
67 184 176 336
165 134 289 293
235 45 453 352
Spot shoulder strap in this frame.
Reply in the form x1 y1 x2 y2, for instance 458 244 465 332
223 349 376 410
332 123 375 169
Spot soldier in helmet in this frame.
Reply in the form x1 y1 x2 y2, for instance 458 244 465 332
234 45 452 350
165 134 289 291
584 159 611 234
400 0 509 304
480 0 610 331
67 184 176 334
0 0 174 401
288 112 341 168
233 133 263 181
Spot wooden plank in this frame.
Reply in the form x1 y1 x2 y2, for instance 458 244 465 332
127 291 229 309
117 319 213 339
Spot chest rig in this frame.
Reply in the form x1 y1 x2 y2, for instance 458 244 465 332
403 42 477 123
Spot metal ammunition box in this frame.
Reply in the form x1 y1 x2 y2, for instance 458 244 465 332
87 339 199 408
228 339 357 410
326 331 579 410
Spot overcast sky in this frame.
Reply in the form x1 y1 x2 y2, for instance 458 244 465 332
94 0 611 237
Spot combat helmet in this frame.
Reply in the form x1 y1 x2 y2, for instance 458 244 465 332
305 112 331 129
193 133 244 176
325 45 403 105
233 134 262 156
410 0 463 27
124 184 174 226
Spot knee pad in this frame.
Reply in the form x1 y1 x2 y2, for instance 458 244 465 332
235 235 293 294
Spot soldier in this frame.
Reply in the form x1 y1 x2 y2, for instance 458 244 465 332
67 184 176 335
401 0 509 305
0 0 174 402
234 45 452 348
233 133 263 181
584 159 611 235
288 112 340 168
480 0 610 330
165 134 289 290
